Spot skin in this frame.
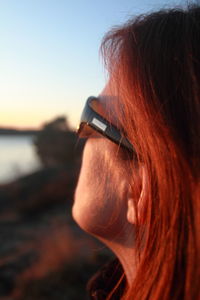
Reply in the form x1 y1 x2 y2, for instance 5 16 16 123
72 82 147 285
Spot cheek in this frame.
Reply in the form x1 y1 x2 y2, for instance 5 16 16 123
72 139 130 239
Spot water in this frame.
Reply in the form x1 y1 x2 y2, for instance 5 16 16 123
0 135 41 183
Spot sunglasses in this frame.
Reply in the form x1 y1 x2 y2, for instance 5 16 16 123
77 96 134 154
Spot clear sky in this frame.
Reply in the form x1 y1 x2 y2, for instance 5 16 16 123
0 0 193 129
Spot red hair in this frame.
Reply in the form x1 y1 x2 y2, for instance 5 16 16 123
101 5 200 300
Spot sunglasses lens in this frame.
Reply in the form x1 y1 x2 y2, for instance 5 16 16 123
77 97 103 138
88 97 99 112
77 123 94 138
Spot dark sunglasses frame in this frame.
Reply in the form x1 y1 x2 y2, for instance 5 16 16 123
77 96 134 154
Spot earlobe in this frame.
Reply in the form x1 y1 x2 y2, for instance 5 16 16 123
126 165 149 225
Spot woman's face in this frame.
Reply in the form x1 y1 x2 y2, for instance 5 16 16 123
72 84 133 241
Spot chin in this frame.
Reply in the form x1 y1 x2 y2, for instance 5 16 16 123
72 196 93 233
72 196 84 229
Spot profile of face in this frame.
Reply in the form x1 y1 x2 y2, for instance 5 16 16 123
72 81 147 246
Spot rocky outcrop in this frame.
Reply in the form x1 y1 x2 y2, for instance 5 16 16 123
33 117 85 168
0 167 112 300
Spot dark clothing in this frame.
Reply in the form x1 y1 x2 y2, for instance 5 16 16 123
87 259 126 300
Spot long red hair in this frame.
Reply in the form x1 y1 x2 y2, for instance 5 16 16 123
101 5 200 300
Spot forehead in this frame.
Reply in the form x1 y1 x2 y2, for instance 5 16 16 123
97 81 119 125
98 80 118 104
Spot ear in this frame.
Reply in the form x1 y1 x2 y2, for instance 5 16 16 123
127 165 149 225
127 198 136 224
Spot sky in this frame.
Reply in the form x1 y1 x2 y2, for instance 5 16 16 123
0 0 195 129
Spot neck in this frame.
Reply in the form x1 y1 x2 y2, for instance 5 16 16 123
99 231 138 286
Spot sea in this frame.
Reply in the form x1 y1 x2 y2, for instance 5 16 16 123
0 135 41 184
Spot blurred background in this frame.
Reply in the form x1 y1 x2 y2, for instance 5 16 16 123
0 0 194 299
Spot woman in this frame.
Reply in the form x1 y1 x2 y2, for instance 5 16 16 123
73 4 200 300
